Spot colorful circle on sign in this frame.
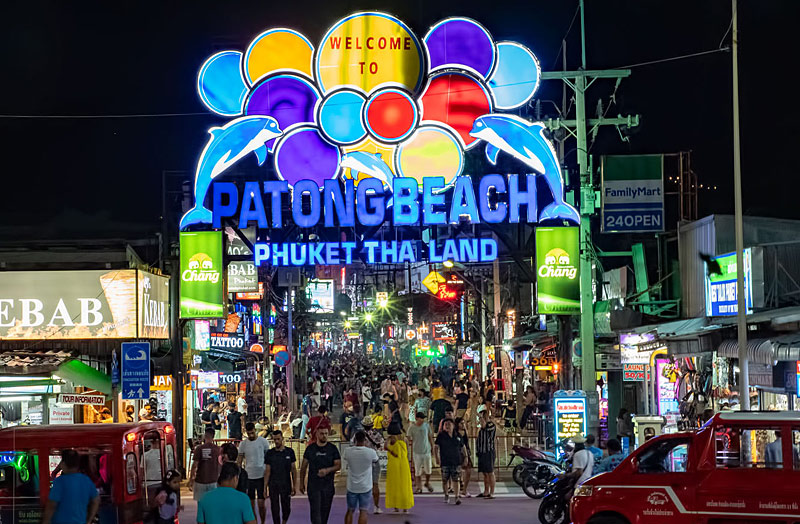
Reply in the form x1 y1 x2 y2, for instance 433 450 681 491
364 88 418 143
424 17 496 79
315 12 426 95
341 137 396 186
245 73 320 151
395 124 463 186
419 71 493 149
197 51 248 116
274 125 341 186
488 41 540 110
243 28 314 85
317 88 367 145
274 349 291 367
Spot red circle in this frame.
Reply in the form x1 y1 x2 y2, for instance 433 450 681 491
366 90 417 142
420 73 492 147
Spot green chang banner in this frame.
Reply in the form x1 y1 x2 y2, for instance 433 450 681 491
536 227 580 314
180 231 224 318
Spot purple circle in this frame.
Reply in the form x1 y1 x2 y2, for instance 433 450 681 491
424 18 496 79
245 73 320 151
274 126 340 186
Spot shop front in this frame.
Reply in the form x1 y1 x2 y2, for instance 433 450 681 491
0 269 171 426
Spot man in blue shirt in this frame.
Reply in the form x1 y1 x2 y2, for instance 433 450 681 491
594 438 625 474
42 449 100 524
585 434 603 463
198 462 256 524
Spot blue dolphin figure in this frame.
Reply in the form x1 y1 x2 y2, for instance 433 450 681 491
340 151 395 186
469 114 580 223
180 115 282 228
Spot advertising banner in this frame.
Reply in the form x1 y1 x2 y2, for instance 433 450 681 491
601 155 664 233
138 272 170 339
307 279 334 313
180 231 224 318
536 227 580 314
553 390 587 456
0 270 169 340
704 249 764 316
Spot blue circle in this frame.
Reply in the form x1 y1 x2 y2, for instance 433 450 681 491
318 89 367 145
488 42 540 110
197 51 248 116
274 350 291 367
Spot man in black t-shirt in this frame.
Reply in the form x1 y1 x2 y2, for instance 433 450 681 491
220 442 249 493
208 403 222 439
227 402 244 440
435 418 466 505
265 430 297 524
430 397 451 435
455 389 469 418
300 423 341 524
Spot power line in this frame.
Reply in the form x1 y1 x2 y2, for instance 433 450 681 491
615 47 729 70
550 5 581 71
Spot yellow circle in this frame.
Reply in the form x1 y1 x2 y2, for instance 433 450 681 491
245 29 314 84
342 137 396 186
316 13 424 94
397 126 463 186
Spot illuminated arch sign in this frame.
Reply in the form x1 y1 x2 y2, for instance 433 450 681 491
183 13 579 263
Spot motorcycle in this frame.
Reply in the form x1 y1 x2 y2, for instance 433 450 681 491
510 440 569 486
513 440 572 499
537 475 576 524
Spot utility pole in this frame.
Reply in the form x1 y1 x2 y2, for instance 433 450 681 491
541 0 640 429
286 284 295 413
731 0 749 410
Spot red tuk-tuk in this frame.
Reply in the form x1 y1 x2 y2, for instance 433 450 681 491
0 422 178 524
571 412 800 524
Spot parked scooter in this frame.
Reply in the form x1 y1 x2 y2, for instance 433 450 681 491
537 474 576 524
514 439 573 499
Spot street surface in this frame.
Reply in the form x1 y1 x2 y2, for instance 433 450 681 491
179 478 535 524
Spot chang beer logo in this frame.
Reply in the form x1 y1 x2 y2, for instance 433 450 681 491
538 248 577 279
182 253 220 283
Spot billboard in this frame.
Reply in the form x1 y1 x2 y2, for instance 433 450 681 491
307 279 334 313
138 272 170 339
0 270 170 340
536 227 580 314
704 249 763 316
601 155 664 233
180 231 224 318
227 261 258 293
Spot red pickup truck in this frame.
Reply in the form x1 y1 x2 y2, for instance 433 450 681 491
571 412 800 524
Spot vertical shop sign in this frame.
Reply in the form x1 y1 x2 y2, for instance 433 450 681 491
180 231 224 318
536 227 580 314
553 390 587 457
121 342 150 400
601 154 664 233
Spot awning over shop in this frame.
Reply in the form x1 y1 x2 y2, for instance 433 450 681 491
505 332 556 355
55 359 112 396
717 338 776 365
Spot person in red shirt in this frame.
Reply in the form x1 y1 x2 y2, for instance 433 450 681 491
306 405 331 445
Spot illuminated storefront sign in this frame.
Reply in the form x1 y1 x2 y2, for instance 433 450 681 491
180 232 224 318
619 332 657 364
57 393 106 405
0 270 169 340
432 322 457 340
704 249 757 317
535 227 580 314
182 13 579 266
623 363 649 381
553 391 587 455
210 331 245 350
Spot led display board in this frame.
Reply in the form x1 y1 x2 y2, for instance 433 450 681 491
0 270 169 340
553 390 587 456
180 232 224 318
181 12 581 267
536 227 580 314
307 279 335 313
704 249 761 317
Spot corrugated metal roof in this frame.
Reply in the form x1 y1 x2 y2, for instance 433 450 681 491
0 349 75 374
678 216 715 318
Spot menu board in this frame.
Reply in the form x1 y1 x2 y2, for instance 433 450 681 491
554 393 587 454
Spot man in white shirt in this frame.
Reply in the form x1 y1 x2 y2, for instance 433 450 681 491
238 422 270 523
344 431 379 524
569 435 595 487
237 391 248 415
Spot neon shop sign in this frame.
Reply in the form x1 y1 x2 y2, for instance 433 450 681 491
183 12 579 265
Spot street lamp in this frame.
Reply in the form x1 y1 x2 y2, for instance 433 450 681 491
443 260 454 268
365 312 373 322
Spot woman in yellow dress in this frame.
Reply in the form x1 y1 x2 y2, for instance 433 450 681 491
385 425 414 513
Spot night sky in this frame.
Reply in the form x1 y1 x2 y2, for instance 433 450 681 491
2 1 798 238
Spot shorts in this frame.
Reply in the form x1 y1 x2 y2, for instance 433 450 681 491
346 490 372 511
247 478 266 500
372 462 381 483
456 409 467 419
441 465 462 482
477 452 495 473
413 454 432 476
193 482 216 501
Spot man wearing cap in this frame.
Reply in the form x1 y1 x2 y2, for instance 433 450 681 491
569 435 595 487
360 416 386 514
300 421 341 524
